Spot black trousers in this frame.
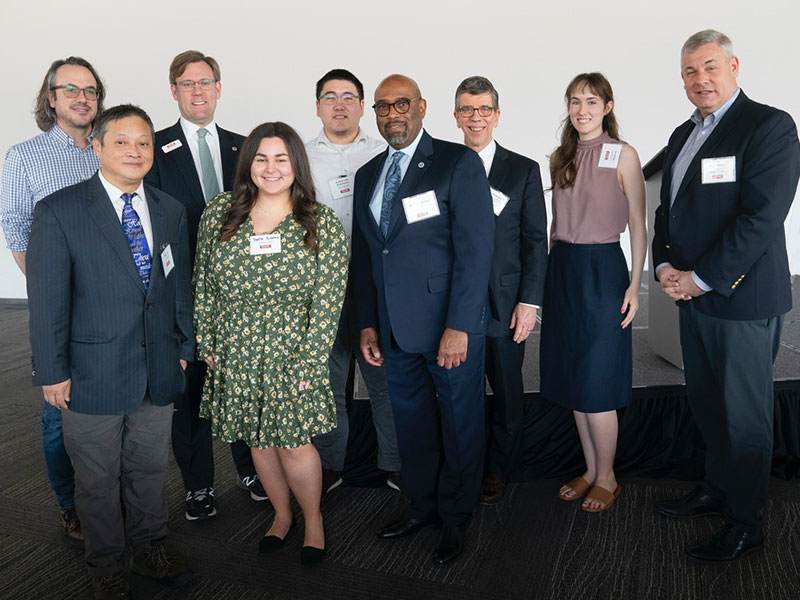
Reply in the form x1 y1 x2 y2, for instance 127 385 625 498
679 302 783 534
172 360 256 491
484 335 526 480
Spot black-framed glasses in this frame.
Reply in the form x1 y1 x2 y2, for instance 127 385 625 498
51 84 99 101
372 97 420 117
175 78 216 91
319 92 361 105
457 105 495 117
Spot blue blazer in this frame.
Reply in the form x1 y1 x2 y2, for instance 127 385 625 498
352 130 495 353
486 143 548 338
653 91 800 320
27 173 194 415
145 121 243 263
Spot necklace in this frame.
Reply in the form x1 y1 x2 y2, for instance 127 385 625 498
253 202 270 216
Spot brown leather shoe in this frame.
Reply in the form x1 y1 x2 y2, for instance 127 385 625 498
130 544 193 587
479 474 506 505
92 573 129 599
60 508 84 544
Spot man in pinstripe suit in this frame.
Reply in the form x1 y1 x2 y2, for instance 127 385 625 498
27 105 194 599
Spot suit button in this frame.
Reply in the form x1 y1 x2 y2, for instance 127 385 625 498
141 341 146 348
146 303 153 310
382 249 389 255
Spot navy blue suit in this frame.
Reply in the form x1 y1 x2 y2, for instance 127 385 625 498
484 143 547 480
27 173 193 414
145 121 254 491
352 130 494 525
653 91 800 533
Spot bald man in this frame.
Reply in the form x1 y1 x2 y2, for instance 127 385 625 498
351 74 494 564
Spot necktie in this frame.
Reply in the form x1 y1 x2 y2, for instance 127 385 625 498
197 128 220 202
380 151 404 237
121 193 152 290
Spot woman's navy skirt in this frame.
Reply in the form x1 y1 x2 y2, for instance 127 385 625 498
540 241 632 413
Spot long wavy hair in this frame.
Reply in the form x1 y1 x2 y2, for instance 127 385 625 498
34 56 106 132
550 73 620 189
219 122 318 253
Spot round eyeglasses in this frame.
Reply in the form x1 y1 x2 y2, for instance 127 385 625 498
457 105 495 118
372 97 421 117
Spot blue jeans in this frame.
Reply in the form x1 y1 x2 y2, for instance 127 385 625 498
41 400 75 509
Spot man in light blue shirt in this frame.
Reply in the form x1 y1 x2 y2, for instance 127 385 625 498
0 56 105 545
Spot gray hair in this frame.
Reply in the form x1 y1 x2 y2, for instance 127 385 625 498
681 29 734 59
454 76 499 111
34 57 105 132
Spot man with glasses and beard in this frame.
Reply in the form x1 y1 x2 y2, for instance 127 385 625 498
1 56 105 545
351 74 494 564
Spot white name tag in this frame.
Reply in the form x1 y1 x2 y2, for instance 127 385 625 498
490 187 510 216
250 233 281 255
597 143 622 168
160 244 174 278
702 156 736 184
401 190 440 224
328 175 354 199
161 139 183 154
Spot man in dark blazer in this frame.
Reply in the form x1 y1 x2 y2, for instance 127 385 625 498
352 74 494 564
27 105 194 599
453 76 547 504
145 50 263 520
653 30 800 563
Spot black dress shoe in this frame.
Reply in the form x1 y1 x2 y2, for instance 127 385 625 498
686 523 764 563
656 485 725 518
432 525 465 565
377 515 439 539
300 522 326 565
258 518 296 554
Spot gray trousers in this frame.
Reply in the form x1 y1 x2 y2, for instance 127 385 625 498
313 282 400 473
62 398 173 577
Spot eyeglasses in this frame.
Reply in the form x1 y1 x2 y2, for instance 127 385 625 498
372 97 420 117
319 92 361 105
51 84 99 101
457 105 495 117
175 79 216 91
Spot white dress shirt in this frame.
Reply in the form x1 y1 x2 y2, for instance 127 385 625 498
98 170 154 253
477 139 497 176
369 127 426 225
180 118 224 199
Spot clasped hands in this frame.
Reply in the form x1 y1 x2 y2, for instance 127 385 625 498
656 266 706 301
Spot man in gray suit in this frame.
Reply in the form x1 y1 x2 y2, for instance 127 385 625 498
27 105 194 600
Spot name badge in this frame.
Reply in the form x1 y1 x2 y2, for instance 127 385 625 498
597 143 622 168
250 233 281 255
402 190 440 224
702 156 736 184
162 139 183 154
328 175 354 200
160 244 174 278
490 187 510 216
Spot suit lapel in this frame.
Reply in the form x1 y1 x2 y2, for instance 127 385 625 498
358 149 388 241
164 121 205 204
675 92 748 200
146 186 166 296
87 174 146 294
662 120 694 207
488 143 510 193
217 125 240 190
386 131 434 238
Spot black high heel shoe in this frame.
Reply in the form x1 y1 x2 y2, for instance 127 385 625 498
300 522 326 565
258 516 296 554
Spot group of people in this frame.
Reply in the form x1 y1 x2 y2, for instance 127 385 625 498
2 27 798 600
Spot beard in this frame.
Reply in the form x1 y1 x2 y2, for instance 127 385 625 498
382 119 408 148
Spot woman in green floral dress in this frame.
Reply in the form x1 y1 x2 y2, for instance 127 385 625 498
193 122 348 563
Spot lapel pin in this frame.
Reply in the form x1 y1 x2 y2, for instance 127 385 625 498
418 162 425 168
232 146 238 152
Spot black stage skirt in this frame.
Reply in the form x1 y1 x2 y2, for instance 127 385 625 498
540 241 632 413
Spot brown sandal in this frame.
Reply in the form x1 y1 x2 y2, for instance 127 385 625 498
581 484 622 512
558 476 590 501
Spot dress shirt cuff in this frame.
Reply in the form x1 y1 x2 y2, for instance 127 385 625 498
691 271 713 292
518 302 540 309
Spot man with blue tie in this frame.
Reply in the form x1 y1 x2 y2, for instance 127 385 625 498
27 104 194 599
653 30 800 562
351 74 494 564
146 50 264 521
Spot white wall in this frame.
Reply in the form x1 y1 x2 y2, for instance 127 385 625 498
1 0 798 298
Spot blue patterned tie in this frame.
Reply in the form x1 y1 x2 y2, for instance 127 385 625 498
121 193 152 290
379 151 404 237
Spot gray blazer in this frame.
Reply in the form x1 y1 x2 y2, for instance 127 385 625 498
27 172 194 415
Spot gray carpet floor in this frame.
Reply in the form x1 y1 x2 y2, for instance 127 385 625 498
1 290 799 599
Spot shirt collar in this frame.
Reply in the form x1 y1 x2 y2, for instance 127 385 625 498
48 123 95 148
180 117 217 140
98 170 145 203
313 127 370 149
388 127 425 161
690 87 741 128
477 139 497 176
